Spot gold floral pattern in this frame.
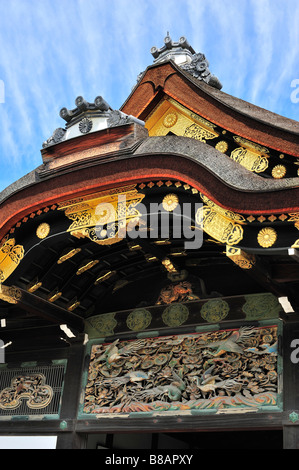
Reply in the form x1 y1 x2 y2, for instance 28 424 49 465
257 227 277 248
163 112 178 128
215 141 228 153
272 165 286 179
162 194 179 212
36 223 50 239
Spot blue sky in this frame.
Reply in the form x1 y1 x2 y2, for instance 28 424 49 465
0 0 298 192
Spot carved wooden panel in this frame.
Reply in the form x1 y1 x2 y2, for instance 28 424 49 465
0 363 65 416
82 325 281 416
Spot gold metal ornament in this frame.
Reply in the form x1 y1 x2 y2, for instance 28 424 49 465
257 228 277 248
57 248 81 264
47 289 62 302
59 185 145 246
0 285 22 304
184 123 217 142
0 238 25 282
231 136 269 173
162 194 179 212
195 206 244 246
215 141 228 153
271 165 286 179
27 278 42 293
226 246 256 269
163 112 178 128
36 223 50 239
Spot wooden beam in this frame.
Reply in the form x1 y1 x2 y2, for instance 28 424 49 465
9 286 84 333
272 263 299 283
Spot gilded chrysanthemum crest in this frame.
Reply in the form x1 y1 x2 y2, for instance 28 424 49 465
257 227 277 248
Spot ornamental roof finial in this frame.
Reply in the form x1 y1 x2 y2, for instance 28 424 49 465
150 35 222 90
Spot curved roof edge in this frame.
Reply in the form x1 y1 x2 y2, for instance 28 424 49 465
122 60 299 137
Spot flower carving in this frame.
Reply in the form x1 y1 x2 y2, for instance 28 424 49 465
257 227 277 248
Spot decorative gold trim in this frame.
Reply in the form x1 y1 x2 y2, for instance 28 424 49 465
67 298 80 311
230 148 268 173
292 239 299 248
184 123 218 142
76 260 99 275
95 270 116 285
257 228 277 248
230 136 270 174
57 248 81 264
36 223 50 239
161 258 178 274
27 278 42 293
47 289 62 302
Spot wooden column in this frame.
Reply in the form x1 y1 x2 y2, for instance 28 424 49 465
283 319 299 448
56 335 86 449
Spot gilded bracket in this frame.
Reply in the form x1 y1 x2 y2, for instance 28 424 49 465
0 285 22 304
226 246 256 269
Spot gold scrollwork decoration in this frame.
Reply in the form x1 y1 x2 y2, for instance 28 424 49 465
195 206 244 246
184 123 217 142
0 238 24 283
59 185 145 246
231 136 270 173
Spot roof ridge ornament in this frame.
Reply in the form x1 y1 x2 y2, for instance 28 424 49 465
42 95 144 149
149 35 222 90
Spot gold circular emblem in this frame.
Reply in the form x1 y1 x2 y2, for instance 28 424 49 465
36 223 50 239
257 227 277 248
272 165 286 179
163 112 178 128
162 194 179 212
215 141 228 153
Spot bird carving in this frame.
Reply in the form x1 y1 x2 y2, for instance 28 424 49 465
94 338 148 368
128 369 186 402
192 375 241 398
197 327 255 357
94 339 121 368
99 370 152 388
